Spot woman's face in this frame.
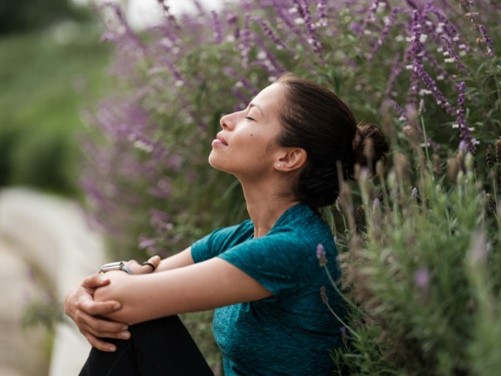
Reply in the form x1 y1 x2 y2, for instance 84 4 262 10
208 83 286 180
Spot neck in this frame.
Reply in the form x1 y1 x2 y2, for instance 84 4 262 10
240 181 298 238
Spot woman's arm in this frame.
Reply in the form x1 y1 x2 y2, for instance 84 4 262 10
154 247 194 272
95 257 272 325
64 247 194 351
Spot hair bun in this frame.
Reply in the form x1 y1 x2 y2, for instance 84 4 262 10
352 123 390 173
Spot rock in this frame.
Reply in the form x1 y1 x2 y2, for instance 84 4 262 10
0 237 50 375
0 188 106 376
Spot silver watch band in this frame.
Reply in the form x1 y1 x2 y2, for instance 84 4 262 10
99 261 132 274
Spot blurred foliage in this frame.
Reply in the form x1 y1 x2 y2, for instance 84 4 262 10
23 297 64 332
0 25 111 197
0 0 91 35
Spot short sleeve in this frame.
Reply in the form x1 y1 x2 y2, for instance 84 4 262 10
191 220 254 263
218 233 324 296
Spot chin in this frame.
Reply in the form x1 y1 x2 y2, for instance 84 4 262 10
208 153 222 170
208 155 232 175
208 152 216 167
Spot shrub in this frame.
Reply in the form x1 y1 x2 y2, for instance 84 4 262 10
329 146 500 375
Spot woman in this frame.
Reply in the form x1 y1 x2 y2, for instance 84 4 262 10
65 74 389 375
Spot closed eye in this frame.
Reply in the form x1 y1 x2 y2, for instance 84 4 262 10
245 116 255 121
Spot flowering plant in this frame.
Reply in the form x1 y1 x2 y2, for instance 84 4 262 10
82 0 500 373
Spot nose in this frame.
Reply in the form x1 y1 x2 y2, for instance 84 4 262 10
220 112 235 130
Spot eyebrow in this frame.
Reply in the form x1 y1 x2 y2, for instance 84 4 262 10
248 103 264 117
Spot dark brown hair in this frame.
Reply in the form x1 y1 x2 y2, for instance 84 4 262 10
276 74 389 210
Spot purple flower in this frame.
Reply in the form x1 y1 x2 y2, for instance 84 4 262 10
411 187 418 199
150 178 172 198
298 0 322 53
340 326 348 344
349 21 362 34
340 326 347 337
139 237 156 249
166 154 183 171
211 10 223 44
239 14 251 66
456 81 478 154
438 35 467 74
226 13 238 25
459 140 468 154
258 18 287 50
320 286 329 304
150 209 171 230
478 24 495 56
414 267 430 290
270 0 296 31
414 63 454 116
316 0 327 27
316 243 327 267
369 6 401 59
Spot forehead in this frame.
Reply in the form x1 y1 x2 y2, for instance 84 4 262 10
251 83 285 110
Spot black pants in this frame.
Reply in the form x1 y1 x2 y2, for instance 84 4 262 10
79 316 214 376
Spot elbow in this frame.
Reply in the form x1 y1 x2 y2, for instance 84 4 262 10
93 277 141 325
94 272 129 303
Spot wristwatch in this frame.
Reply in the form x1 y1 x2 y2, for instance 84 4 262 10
99 261 132 274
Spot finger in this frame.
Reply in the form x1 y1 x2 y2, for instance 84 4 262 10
147 255 161 267
81 299 122 316
142 255 161 272
75 310 128 337
124 260 144 274
83 321 131 341
82 273 111 290
126 259 139 267
83 332 117 352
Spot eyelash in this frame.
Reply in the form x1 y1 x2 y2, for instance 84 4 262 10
245 116 255 121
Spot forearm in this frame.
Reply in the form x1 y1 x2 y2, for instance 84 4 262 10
93 272 144 324
93 272 186 325
154 247 194 272
94 258 271 326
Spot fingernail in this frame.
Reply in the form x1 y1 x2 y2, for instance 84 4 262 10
120 331 131 340
122 325 128 331
108 345 116 352
113 303 121 310
98 276 108 282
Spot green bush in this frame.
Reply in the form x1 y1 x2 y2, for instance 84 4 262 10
330 144 501 374
0 27 110 196
0 0 91 34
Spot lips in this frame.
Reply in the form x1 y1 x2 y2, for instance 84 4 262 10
216 132 228 146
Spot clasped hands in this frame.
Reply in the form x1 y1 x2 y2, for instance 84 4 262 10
64 255 161 352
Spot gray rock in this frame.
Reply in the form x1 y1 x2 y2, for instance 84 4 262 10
0 188 106 376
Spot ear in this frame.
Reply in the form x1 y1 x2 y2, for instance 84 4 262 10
274 148 307 172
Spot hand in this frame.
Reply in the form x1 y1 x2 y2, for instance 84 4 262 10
125 255 161 274
64 273 129 352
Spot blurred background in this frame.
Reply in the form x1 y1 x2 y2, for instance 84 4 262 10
0 0 227 196
0 1 223 375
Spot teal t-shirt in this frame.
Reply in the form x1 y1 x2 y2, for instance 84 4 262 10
191 203 344 376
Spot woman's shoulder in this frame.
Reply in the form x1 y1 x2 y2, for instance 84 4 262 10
191 219 254 261
204 219 254 247
270 203 335 247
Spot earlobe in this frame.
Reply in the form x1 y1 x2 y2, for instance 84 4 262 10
276 148 307 171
